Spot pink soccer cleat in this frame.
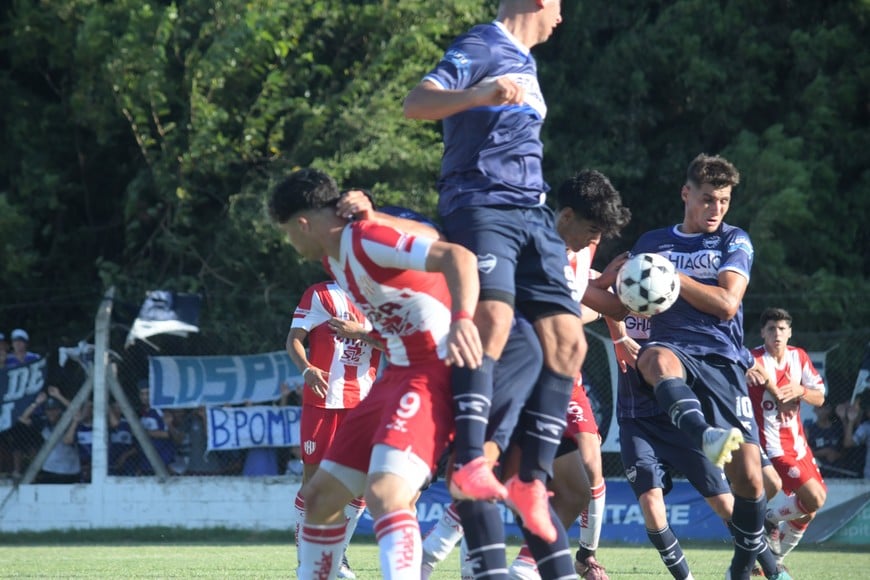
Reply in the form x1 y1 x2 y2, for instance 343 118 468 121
504 476 556 543
449 456 508 501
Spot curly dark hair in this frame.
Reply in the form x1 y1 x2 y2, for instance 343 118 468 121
555 169 631 239
686 154 740 190
267 168 340 224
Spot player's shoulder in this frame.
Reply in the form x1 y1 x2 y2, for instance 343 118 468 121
749 345 765 357
720 223 753 248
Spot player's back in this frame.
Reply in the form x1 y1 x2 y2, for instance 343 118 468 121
424 22 548 214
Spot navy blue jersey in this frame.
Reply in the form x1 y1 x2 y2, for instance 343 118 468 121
630 223 753 365
422 22 549 216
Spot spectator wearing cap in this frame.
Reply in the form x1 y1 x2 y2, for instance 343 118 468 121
17 386 81 484
6 328 40 369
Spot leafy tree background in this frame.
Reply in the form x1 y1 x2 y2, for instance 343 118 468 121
1 0 868 401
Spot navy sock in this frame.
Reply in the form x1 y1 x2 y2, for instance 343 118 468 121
654 377 709 446
452 356 495 464
455 500 507 578
728 519 778 577
521 503 574 578
729 494 766 579
518 367 571 482
647 525 691 579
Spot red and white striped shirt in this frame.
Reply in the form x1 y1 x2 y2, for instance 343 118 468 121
327 221 452 367
749 345 826 459
292 281 381 409
567 246 594 388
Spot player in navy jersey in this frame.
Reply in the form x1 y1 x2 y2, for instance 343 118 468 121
608 314 789 580
631 154 767 580
404 3 582 568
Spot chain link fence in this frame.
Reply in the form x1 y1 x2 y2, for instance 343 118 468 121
2 299 868 485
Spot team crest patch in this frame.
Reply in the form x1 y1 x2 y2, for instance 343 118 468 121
477 253 498 274
788 466 801 479
626 466 637 483
304 440 316 456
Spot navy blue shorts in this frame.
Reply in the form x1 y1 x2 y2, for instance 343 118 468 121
442 205 581 319
640 342 760 446
619 414 731 499
487 316 542 450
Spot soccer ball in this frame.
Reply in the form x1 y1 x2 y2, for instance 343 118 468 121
616 253 680 316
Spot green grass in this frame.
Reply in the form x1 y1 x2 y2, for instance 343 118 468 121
0 530 866 578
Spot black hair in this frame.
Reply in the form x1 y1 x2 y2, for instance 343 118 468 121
555 169 631 239
267 168 341 224
760 307 793 327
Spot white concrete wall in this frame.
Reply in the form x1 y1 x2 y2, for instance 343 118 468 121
0 476 302 532
1 477 867 533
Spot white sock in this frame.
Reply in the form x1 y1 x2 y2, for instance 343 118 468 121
298 521 346 578
374 509 422 579
778 520 807 561
422 502 464 564
580 481 606 551
343 496 366 555
294 492 305 560
766 492 807 523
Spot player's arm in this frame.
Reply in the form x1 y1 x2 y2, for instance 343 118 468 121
336 190 442 240
585 256 630 321
677 269 747 320
286 327 328 399
603 317 639 372
424 241 483 369
745 359 776 395
403 78 524 120
327 317 385 351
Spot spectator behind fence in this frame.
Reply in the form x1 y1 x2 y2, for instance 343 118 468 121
66 400 94 483
5 328 40 368
108 399 137 476
136 382 176 475
17 388 81 484
0 332 12 477
2 328 42 480
839 390 870 478
804 401 851 478
177 406 225 475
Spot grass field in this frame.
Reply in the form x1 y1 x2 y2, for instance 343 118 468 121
0 530 867 579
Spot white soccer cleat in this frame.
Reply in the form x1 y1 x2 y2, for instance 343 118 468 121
509 557 541 580
702 427 744 468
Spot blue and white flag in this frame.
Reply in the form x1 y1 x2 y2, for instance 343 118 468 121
126 290 202 347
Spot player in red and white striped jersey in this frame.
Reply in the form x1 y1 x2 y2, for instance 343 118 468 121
268 168 482 580
747 307 827 567
287 280 383 579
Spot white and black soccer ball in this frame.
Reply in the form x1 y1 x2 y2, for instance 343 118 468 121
616 253 680 316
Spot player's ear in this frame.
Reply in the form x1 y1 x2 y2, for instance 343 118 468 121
556 207 574 225
680 184 690 202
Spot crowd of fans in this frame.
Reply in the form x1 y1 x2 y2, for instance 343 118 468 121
0 329 304 483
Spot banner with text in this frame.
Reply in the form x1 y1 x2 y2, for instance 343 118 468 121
355 479 729 543
149 351 304 408
207 405 301 451
0 358 47 432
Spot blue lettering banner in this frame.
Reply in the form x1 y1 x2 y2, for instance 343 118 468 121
0 358 47 432
354 480 729 543
207 405 301 451
149 351 303 408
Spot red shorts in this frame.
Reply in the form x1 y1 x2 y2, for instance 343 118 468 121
565 383 600 439
300 406 352 464
771 450 826 495
324 361 454 473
